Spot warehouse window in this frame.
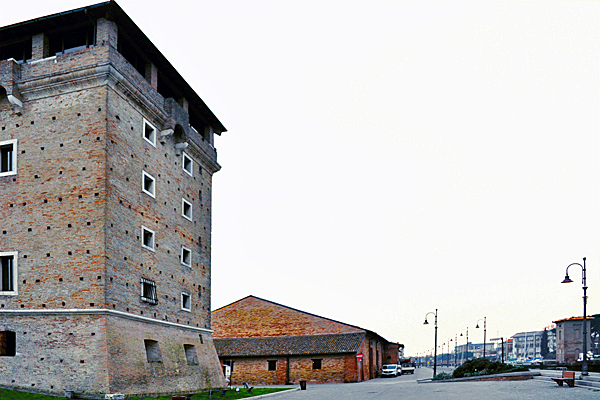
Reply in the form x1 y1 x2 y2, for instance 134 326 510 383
0 139 17 177
268 360 277 371
181 292 191 311
142 171 156 198
312 359 322 370
142 119 156 147
0 252 17 295
0 331 16 356
182 198 193 221
184 344 198 365
140 278 158 305
144 339 162 362
141 226 155 251
182 152 193 176
181 246 191 267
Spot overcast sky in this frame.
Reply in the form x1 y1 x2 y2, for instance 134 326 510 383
3 0 599 357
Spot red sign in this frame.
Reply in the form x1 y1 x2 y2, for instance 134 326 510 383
356 353 363 360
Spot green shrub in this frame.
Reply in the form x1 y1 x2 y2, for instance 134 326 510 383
432 372 453 380
452 359 527 379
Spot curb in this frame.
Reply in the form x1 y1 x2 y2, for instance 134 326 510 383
418 371 540 384
242 388 300 399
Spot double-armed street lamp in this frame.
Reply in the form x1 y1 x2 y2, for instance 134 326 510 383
562 257 589 376
424 309 438 378
476 317 487 359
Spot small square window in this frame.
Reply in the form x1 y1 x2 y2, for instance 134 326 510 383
140 278 158 305
144 339 162 362
182 198 193 221
142 119 156 147
0 252 18 295
182 152 193 176
141 226 155 251
312 359 322 370
268 360 277 371
181 246 191 267
184 344 198 364
142 171 156 198
0 139 17 177
181 292 191 311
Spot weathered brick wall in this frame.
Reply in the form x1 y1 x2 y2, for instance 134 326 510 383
0 314 110 395
212 297 363 338
226 355 353 385
0 85 107 310
106 315 224 395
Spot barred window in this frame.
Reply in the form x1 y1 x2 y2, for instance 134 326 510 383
140 278 158 305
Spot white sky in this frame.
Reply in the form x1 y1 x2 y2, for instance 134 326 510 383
3 0 599 357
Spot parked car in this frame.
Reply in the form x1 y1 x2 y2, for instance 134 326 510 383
381 364 400 377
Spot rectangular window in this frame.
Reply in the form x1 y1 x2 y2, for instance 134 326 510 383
142 171 156 198
144 339 162 362
140 278 158 305
0 139 17 177
0 331 16 357
312 359 322 370
182 198 193 221
182 152 193 176
142 119 156 147
184 344 198 365
181 246 191 267
268 360 277 371
141 226 155 251
181 292 191 311
0 252 17 295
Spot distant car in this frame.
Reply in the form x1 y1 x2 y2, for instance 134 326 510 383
381 364 399 377
401 362 415 374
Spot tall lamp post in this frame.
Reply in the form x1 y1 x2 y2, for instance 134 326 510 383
460 328 469 364
476 317 487 359
562 257 588 376
424 309 438 378
454 334 458 366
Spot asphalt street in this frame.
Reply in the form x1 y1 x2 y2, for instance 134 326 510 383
269 367 599 400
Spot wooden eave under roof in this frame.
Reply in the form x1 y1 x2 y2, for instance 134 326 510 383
0 0 226 133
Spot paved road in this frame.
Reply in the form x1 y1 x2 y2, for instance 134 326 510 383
271 367 599 399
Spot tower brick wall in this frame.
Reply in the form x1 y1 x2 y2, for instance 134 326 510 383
0 2 225 397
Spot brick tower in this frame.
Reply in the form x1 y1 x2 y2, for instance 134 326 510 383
0 2 226 397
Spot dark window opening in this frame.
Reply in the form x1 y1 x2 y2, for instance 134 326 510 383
140 278 158 305
48 23 95 56
312 359 322 370
268 360 277 371
0 39 32 63
0 143 14 174
0 331 16 356
117 32 148 80
0 255 15 292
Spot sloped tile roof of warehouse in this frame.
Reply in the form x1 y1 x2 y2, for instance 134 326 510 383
214 332 365 357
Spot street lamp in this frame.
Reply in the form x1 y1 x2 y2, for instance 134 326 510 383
424 309 438 378
476 317 487 360
562 257 589 376
460 327 469 363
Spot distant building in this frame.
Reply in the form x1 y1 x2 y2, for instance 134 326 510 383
212 296 401 384
509 331 543 362
554 316 596 364
454 342 495 362
0 1 226 397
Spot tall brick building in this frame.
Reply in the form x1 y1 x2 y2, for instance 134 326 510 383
212 296 401 385
0 2 226 397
